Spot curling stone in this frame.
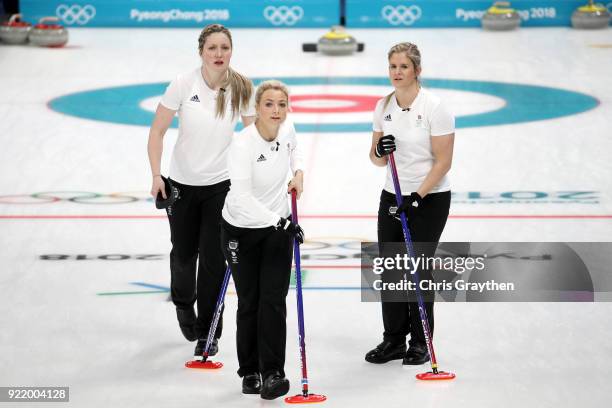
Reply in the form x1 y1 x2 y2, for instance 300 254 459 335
28 17 68 47
302 26 364 56
0 14 32 45
482 1 521 31
571 1 610 29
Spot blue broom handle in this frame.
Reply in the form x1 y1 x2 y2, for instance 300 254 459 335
388 153 438 370
291 190 310 396
203 266 231 359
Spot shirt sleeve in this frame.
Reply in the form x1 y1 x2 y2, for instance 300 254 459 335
430 101 455 136
226 139 281 227
240 84 256 117
160 75 182 111
372 98 384 132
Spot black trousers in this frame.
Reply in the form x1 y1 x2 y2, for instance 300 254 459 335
167 179 230 340
377 189 450 346
221 220 293 378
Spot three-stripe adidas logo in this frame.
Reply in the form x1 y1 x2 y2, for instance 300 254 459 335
384 114 392 121
256 154 267 162
190 95 200 102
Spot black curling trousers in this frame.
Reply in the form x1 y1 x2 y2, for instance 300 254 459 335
221 220 293 378
167 179 230 340
377 189 451 347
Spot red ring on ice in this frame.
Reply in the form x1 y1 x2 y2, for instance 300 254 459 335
289 94 379 113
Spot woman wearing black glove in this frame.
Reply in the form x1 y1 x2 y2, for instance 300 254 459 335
366 42 455 366
221 80 304 399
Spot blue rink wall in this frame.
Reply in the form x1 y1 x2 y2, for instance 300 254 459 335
346 0 612 27
20 0 612 28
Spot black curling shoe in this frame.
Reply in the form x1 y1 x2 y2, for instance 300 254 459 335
242 373 262 394
402 344 430 365
194 338 218 358
365 340 407 364
260 371 290 400
176 307 197 341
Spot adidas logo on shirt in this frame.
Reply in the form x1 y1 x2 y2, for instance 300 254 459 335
384 114 392 121
256 154 267 162
190 95 200 102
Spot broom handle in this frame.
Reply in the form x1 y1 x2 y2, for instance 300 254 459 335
388 153 439 373
291 190 310 397
202 266 231 360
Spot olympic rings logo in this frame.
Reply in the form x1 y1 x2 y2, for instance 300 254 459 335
56 4 96 25
381 5 422 26
263 6 304 26
0 192 152 205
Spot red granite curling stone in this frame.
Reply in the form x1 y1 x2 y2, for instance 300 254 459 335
28 17 69 47
0 14 32 45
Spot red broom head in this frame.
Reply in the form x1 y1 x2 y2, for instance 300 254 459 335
416 371 456 381
185 360 223 369
285 394 327 404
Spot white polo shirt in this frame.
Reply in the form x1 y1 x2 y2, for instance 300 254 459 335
222 119 304 228
160 67 256 186
373 87 454 195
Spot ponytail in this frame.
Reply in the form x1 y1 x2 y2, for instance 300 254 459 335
215 67 253 119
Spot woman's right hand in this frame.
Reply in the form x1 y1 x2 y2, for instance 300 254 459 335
151 175 166 199
375 134 396 158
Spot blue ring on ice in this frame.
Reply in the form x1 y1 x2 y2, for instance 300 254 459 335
48 77 599 132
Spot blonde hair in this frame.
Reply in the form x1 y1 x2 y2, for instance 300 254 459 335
383 42 422 110
255 80 290 107
198 24 252 119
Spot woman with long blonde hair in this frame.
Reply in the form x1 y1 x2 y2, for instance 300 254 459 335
147 24 255 359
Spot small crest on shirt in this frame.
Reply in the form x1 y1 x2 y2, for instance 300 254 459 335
416 114 423 127
257 154 267 162
384 114 392 121
190 94 200 102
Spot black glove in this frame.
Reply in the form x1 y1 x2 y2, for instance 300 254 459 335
277 217 305 244
394 192 423 220
375 135 396 158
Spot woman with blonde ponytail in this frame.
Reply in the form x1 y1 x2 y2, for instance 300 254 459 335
147 24 255 359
